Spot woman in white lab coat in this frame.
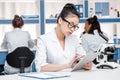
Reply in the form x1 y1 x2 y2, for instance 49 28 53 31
81 16 108 54
81 16 109 64
35 3 92 72
1 15 34 74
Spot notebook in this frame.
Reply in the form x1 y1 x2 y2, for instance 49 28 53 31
19 72 70 79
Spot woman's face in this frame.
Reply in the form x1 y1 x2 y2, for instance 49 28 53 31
84 21 91 33
60 14 79 36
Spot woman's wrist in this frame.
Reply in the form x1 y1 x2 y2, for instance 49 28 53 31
65 63 71 68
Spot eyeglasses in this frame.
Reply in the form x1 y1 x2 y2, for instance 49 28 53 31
62 18 79 31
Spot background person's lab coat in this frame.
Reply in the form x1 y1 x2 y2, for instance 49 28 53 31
81 30 108 54
1 28 34 53
35 29 86 72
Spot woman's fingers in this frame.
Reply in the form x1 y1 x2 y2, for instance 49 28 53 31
83 62 93 70
70 55 86 68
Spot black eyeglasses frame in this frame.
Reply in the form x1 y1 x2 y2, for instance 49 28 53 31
62 18 79 31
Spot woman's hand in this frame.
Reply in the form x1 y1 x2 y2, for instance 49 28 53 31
69 55 85 68
83 61 93 70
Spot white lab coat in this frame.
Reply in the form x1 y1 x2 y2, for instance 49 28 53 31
81 30 108 54
1 28 34 53
35 29 86 72
1 28 34 74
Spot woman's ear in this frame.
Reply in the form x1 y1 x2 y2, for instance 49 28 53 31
88 24 92 30
89 24 92 28
58 17 63 25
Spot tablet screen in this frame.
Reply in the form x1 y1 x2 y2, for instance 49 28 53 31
71 53 98 71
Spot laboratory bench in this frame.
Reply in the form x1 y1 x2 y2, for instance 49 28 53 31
0 66 120 80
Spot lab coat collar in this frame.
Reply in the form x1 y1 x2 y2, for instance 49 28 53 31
50 28 73 42
50 28 68 56
50 28 59 42
13 28 21 31
94 30 99 35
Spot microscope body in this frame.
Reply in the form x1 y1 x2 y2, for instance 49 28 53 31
96 44 119 69
97 44 115 63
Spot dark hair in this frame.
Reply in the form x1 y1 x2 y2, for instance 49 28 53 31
85 15 102 34
57 3 80 23
12 15 24 28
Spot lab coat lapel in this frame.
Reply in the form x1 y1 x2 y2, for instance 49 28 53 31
51 29 67 58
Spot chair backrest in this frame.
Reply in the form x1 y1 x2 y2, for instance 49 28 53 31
6 47 34 68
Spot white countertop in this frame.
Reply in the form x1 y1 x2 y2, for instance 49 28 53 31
0 67 120 80
115 44 120 48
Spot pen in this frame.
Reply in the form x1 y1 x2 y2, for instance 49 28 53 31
48 75 70 79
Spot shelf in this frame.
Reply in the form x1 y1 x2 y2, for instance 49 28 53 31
1 18 120 24
98 18 120 23
46 18 86 23
46 18 120 23
0 19 39 24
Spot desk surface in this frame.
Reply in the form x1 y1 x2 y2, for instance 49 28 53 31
0 46 36 52
0 67 120 80
115 45 120 48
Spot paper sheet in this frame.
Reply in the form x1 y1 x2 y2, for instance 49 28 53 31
19 72 70 79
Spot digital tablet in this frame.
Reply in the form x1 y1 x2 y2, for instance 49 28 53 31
71 53 98 71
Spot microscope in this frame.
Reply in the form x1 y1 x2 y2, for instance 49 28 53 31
96 44 119 69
